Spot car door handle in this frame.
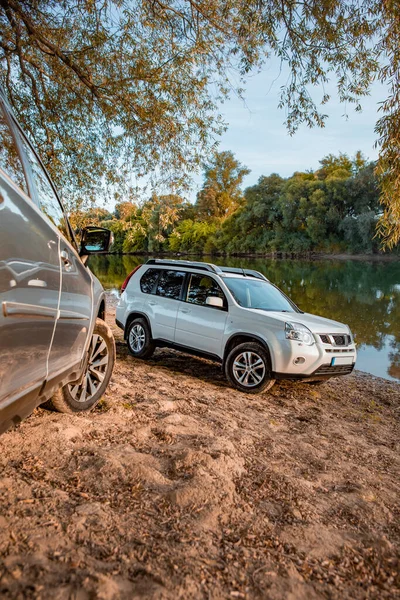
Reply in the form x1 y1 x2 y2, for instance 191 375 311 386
60 250 72 271
148 300 157 306
180 307 191 314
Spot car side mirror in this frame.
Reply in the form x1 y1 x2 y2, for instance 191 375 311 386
80 226 113 256
206 296 224 308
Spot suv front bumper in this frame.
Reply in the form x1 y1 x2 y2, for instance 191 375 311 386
273 361 355 380
271 338 357 379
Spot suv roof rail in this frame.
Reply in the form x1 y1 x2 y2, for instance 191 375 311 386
146 258 222 274
219 266 269 282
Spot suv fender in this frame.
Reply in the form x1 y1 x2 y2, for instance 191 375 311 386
223 333 274 369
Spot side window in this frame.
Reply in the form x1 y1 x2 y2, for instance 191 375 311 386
187 274 227 308
156 270 185 300
140 268 159 294
0 107 28 193
22 142 69 239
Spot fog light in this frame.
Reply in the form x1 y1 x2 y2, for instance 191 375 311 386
293 357 306 365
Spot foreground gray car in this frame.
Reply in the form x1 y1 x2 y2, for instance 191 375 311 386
0 89 115 434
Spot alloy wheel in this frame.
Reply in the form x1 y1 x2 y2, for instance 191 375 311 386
68 333 109 402
232 351 266 387
129 323 146 353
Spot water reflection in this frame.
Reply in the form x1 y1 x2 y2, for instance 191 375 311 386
88 255 400 383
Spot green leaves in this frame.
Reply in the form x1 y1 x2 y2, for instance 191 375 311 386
214 152 383 254
0 0 399 246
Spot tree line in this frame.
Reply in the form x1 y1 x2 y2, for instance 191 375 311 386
71 150 399 256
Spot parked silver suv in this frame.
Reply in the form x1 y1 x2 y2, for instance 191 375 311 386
116 259 357 393
0 90 115 433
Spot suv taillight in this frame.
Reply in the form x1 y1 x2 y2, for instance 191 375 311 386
121 265 142 293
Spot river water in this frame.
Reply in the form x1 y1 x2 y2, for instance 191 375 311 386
89 255 400 383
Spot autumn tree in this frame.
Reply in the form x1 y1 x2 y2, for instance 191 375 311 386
140 193 183 251
114 202 138 223
0 0 262 201
316 153 353 181
68 206 112 230
1 1 400 245
196 151 250 219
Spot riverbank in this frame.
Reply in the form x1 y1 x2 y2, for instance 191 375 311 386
0 295 399 599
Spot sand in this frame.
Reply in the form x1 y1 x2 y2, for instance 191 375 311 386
0 294 399 599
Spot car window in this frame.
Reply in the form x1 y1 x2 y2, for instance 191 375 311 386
0 108 28 193
140 268 159 294
156 270 185 300
224 277 295 312
187 274 226 307
22 141 70 239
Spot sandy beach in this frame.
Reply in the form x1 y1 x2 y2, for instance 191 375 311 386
0 294 399 599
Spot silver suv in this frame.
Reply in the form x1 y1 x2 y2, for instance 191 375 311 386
0 90 115 433
116 259 357 393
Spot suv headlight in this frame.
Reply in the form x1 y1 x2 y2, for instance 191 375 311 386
285 322 314 346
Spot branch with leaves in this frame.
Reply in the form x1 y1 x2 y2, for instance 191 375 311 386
0 0 399 246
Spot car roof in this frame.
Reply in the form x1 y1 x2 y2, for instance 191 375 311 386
144 259 270 282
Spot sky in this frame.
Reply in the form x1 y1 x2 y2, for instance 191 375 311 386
189 56 386 200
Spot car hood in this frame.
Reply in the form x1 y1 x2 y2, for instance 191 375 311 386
243 308 349 334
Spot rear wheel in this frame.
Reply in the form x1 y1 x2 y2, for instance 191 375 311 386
225 342 275 394
48 318 115 413
126 317 155 359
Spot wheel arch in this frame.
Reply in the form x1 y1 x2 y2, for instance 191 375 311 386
97 299 106 321
124 311 153 340
223 333 273 369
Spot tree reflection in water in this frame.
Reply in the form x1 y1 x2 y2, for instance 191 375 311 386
88 255 400 382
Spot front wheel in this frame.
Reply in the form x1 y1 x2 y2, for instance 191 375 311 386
225 342 275 394
48 318 115 413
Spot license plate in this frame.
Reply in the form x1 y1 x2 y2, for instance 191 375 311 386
331 356 354 366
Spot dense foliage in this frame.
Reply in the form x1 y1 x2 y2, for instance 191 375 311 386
1 1 400 246
216 154 381 254
74 150 398 255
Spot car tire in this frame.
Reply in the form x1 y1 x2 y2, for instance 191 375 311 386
126 317 155 359
47 318 116 413
225 342 275 394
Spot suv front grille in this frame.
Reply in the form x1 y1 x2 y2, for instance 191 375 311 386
325 348 354 353
319 334 352 346
314 363 355 376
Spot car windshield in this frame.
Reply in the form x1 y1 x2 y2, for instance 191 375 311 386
224 277 297 312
